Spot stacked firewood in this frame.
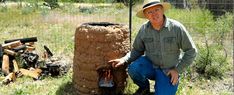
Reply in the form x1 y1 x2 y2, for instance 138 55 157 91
0 37 70 85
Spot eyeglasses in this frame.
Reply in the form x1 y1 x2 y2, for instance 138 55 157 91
144 8 162 15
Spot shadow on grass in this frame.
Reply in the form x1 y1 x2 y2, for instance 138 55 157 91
56 81 78 95
55 81 155 95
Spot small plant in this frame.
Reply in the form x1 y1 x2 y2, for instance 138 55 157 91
78 6 96 14
195 44 228 79
21 5 34 15
13 87 30 95
0 4 8 12
114 3 126 9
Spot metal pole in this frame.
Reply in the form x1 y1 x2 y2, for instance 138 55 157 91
129 0 132 50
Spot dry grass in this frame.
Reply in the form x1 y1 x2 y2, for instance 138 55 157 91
0 3 233 95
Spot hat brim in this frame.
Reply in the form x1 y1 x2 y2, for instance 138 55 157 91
136 2 171 18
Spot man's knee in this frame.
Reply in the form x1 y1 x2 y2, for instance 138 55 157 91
127 62 140 78
127 56 153 79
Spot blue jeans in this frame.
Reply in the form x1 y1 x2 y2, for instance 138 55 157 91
128 56 179 95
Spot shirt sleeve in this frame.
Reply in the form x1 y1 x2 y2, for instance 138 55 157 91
121 26 145 64
176 24 197 73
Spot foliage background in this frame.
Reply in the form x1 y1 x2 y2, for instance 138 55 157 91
0 0 233 95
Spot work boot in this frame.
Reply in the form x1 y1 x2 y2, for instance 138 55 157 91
133 88 150 95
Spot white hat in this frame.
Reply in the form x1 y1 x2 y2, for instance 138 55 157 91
136 0 171 18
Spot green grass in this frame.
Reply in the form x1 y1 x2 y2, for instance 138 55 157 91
0 3 233 95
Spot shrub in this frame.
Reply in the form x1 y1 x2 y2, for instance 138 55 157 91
194 12 233 80
195 44 228 79
44 0 60 9
78 6 96 14
114 3 126 9
0 5 8 12
212 12 233 45
21 5 35 15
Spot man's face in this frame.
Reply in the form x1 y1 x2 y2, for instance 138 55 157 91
144 5 164 24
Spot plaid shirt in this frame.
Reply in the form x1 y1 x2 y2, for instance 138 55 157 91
122 17 197 73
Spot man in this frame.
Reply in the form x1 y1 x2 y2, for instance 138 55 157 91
109 0 197 95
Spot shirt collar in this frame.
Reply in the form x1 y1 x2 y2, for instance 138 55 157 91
163 15 170 28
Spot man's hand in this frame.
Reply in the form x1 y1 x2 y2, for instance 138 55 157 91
167 68 179 86
108 59 125 68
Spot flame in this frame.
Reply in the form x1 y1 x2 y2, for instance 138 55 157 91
102 69 113 84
